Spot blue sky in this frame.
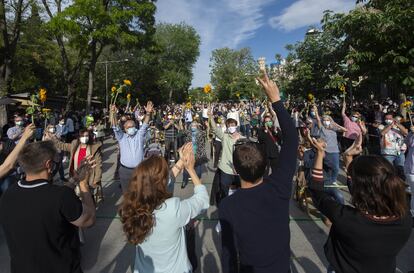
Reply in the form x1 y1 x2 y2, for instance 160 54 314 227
155 0 356 87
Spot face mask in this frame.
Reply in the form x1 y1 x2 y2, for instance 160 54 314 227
48 161 59 182
323 121 331 127
228 126 237 134
310 112 315 117
265 121 273 127
127 127 137 136
15 121 23 126
79 137 89 144
231 108 236 112
168 115 172 119
385 119 393 125
48 128 56 134
191 127 197 132
351 117 358 122
59 121 64 125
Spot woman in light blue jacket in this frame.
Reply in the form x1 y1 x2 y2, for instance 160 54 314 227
119 143 209 273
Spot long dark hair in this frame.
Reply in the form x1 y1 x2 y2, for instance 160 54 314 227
119 156 172 245
348 155 408 218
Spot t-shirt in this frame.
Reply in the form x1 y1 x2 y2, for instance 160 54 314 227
379 126 405 156
77 147 87 167
343 114 362 140
319 126 340 153
0 179 83 273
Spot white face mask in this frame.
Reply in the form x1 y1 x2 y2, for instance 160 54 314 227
79 137 89 144
323 121 331 127
231 108 236 112
351 117 358 122
228 126 237 134
48 128 56 134
385 119 393 125
59 121 65 125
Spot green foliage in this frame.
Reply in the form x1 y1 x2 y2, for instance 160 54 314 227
210 47 261 101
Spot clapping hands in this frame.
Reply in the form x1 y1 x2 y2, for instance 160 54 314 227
179 143 195 171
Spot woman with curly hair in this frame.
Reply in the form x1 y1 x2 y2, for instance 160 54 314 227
309 137 412 273
119 143 209 273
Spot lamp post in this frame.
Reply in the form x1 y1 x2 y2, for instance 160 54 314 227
96 58 129 109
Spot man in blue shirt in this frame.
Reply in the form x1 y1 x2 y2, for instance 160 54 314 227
111 101 153 192
7 115 25 144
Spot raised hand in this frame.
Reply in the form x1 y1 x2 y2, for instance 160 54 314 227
73 156 96 183
144 101 154 114
257 72 281 103
22 123 36 141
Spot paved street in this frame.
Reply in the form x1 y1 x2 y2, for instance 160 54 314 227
1 138 413 273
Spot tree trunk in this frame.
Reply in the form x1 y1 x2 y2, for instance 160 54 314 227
65 81 76 112
169 89 173 103
86 63 96 113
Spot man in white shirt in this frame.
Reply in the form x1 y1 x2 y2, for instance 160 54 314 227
227 105 240 129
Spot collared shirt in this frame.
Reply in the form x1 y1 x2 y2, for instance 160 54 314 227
113 123 149 168
7 126 23 143
56 124 68 138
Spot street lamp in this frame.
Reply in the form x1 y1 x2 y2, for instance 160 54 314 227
96 58 129 109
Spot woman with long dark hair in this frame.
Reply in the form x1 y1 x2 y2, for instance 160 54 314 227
119 143 209 273
309 136 412 273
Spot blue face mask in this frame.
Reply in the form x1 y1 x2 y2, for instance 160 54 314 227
191 127 198 132
127 127 137 136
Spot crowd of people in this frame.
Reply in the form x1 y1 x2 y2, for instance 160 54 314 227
0 73 413 273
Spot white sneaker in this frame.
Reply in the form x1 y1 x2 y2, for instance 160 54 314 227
215 222 221 233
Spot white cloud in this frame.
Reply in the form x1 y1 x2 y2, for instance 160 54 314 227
155 0 271 87
269 0 355 31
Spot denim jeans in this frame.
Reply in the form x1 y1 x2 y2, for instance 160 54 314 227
383 154 405 167
182 164 203 188
324 152 344 204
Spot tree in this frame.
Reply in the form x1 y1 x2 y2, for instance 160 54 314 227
12 2 62 94
326 0 414 94
210 47 261 101
45 0 156 111
155 23 200 103
41 0 87 112
0 0 30 95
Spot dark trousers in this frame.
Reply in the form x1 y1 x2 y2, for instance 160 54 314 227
164 138 177 162
213 140 222 168
119 165 135 193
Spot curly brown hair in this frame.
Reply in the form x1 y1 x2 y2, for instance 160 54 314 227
119 156 172 245
348 155 408 218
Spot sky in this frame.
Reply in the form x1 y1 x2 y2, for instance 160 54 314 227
155 0 356 87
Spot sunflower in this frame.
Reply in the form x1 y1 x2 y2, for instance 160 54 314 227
339 85 346 93
127 93 131 101
39 88 47 103
203 84 212 94
123 79 132 86
307 93 314 102
111 86 116 92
